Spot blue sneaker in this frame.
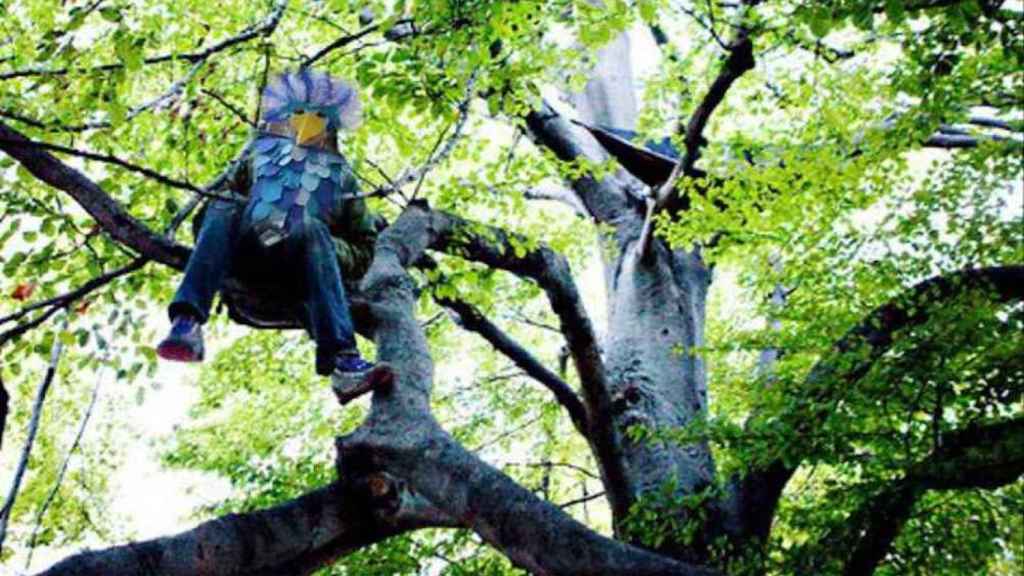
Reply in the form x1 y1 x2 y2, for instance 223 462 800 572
333 353 375 375
156 315 204 362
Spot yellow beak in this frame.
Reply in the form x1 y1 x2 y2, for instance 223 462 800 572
289 112 327 146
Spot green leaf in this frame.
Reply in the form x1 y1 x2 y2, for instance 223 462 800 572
99 6 123 22
808 7 832 38
885 0 906 25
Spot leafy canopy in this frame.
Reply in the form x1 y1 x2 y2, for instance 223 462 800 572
0 0 1020 574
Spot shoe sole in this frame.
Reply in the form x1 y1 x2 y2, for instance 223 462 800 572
331 363 394 404
157 341 204 363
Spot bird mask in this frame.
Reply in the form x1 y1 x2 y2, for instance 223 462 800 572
259 69 361 147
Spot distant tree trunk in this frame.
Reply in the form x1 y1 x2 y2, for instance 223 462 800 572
562 31 719 560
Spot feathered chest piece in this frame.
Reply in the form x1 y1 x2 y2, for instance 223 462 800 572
245 70 361 248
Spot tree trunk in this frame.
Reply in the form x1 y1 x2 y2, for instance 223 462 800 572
566 24 718 559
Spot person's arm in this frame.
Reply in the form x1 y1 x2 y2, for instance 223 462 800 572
330 160 377 241
328 160 380 279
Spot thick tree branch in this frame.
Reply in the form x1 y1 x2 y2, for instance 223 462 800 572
728 265 1024 543
524 101 635 225
419 205 640 516
804 416 1024 576
367 203 609 412
341 427 719 576
0 121 189 268
673 38 755 184
348 204 718 575
438 295 589 434
837 481 920 576
428 210 608 393
34 482 435 576
907 416 1024 491
0 136 238 201
842 417 1024 575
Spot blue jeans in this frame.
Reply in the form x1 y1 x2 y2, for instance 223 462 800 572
170 200 357 375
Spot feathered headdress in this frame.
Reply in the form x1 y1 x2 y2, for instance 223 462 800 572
260 69 361 131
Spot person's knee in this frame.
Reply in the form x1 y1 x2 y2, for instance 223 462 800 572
302 224 339 262
300 220 333 243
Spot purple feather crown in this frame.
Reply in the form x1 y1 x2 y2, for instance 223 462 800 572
260 69 361 131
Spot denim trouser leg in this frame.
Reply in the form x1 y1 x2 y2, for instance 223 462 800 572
300 221 358 375
169 201 240 323
169 199 356 373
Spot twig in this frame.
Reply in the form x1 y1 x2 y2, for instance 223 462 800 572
673 1 730 49
558 491 606 509
639 0 759 258
504 461 600 480
0 109 53 130
420 311 446 330
383 68 478 201
300 24 380 69
2 0 288 133
0 0 288 81
122 59 207 124
201 89 257 127
164 195 203 239
411 121 453 201
523 186 589 217
162 139 255 240
0 375 8 451
439 294 589 435
503 128 523 174
0 259 148 345
24 364 104 569
254 45 272 126
293 7 349 32
363 157 403 200
471 414 544 452
504 309 560 333
321 40 386 67
0 318 69 552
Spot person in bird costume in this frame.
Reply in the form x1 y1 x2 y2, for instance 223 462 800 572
156 70 378 381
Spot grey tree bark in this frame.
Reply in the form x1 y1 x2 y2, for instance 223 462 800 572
544 27 718 558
